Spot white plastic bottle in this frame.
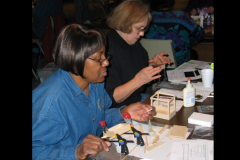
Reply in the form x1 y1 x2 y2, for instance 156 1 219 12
183 78 195 107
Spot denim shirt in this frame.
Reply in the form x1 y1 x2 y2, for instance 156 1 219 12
32 68 126 160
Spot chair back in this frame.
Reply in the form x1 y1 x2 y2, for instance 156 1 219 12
140 38 177 69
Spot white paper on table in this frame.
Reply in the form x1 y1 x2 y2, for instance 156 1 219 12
157 82 213 102
174 60 212 71
170 139 213 160
113 120 193 160
167 60 212 83
167 69 202 82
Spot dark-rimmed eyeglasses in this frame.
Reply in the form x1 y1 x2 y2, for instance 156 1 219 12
88 53 112 66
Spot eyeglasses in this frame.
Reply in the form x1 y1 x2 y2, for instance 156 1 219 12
134 26 147 34
88 53 112 66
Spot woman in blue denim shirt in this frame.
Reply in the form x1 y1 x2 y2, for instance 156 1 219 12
32 24 156 160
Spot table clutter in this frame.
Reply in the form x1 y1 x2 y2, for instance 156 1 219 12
104 59 214 159
113 120 193 160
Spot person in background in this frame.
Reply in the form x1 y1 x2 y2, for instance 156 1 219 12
32 0 64 39
32 23 156 160
74 0 91 24
105 0 173 109
145 0 205 67
184 0 214 16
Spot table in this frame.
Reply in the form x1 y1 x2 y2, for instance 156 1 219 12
142 89 214 139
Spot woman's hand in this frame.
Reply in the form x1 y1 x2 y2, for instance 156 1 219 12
149 52 173 66
121 102 157 121
76 134 111 160
134 65 162 85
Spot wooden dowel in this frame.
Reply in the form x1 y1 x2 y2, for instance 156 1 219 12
158 124 168 135
138 122 144 133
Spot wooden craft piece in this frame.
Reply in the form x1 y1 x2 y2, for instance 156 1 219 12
158 124 169 135
150 92 176 120
167 125 187 139
138 122 144 133
152 135 160 144
148 120 153 133
102 123 131 140
145 136 148 148
146 141 165 151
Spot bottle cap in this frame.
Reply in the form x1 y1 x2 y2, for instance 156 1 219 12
186 78 192 88
210 63 214 69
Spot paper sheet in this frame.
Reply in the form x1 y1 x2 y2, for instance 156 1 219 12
113 121 192 160
170 139 213 160
175 60 212 71
167 60 212 83
157 81 213 102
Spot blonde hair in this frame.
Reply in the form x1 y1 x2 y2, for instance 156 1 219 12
107 0 152 34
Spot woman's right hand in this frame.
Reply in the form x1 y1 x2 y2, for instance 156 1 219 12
134 65 162 85
76 134 111 160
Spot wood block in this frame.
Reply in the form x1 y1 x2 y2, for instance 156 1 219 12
167 125 187 139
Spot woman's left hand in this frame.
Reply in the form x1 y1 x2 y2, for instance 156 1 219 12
121 102 156 122
149 52 172 66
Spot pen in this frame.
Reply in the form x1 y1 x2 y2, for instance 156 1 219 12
145 108 153 114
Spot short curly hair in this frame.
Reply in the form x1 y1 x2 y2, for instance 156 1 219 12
53 24 106 77
106 0 152 34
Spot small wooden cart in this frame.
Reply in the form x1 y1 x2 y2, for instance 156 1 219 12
150 91 176 120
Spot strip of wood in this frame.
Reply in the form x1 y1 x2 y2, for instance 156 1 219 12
138 122 144 133
146 141 165 151
145 136 148 148
158 124 169 135
152 135 160 144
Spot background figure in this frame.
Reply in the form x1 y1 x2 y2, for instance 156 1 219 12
32 0 64 39
145 0 205 67
184 0 214 16
74 0 91 24
105 0 172 109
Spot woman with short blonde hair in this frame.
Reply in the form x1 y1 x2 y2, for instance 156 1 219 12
107 0 152 33
105 0 173 109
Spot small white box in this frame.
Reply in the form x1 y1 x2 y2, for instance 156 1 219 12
38 62 58 83
188 112 213 127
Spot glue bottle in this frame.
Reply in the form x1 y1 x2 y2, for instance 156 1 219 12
183 78 195 107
